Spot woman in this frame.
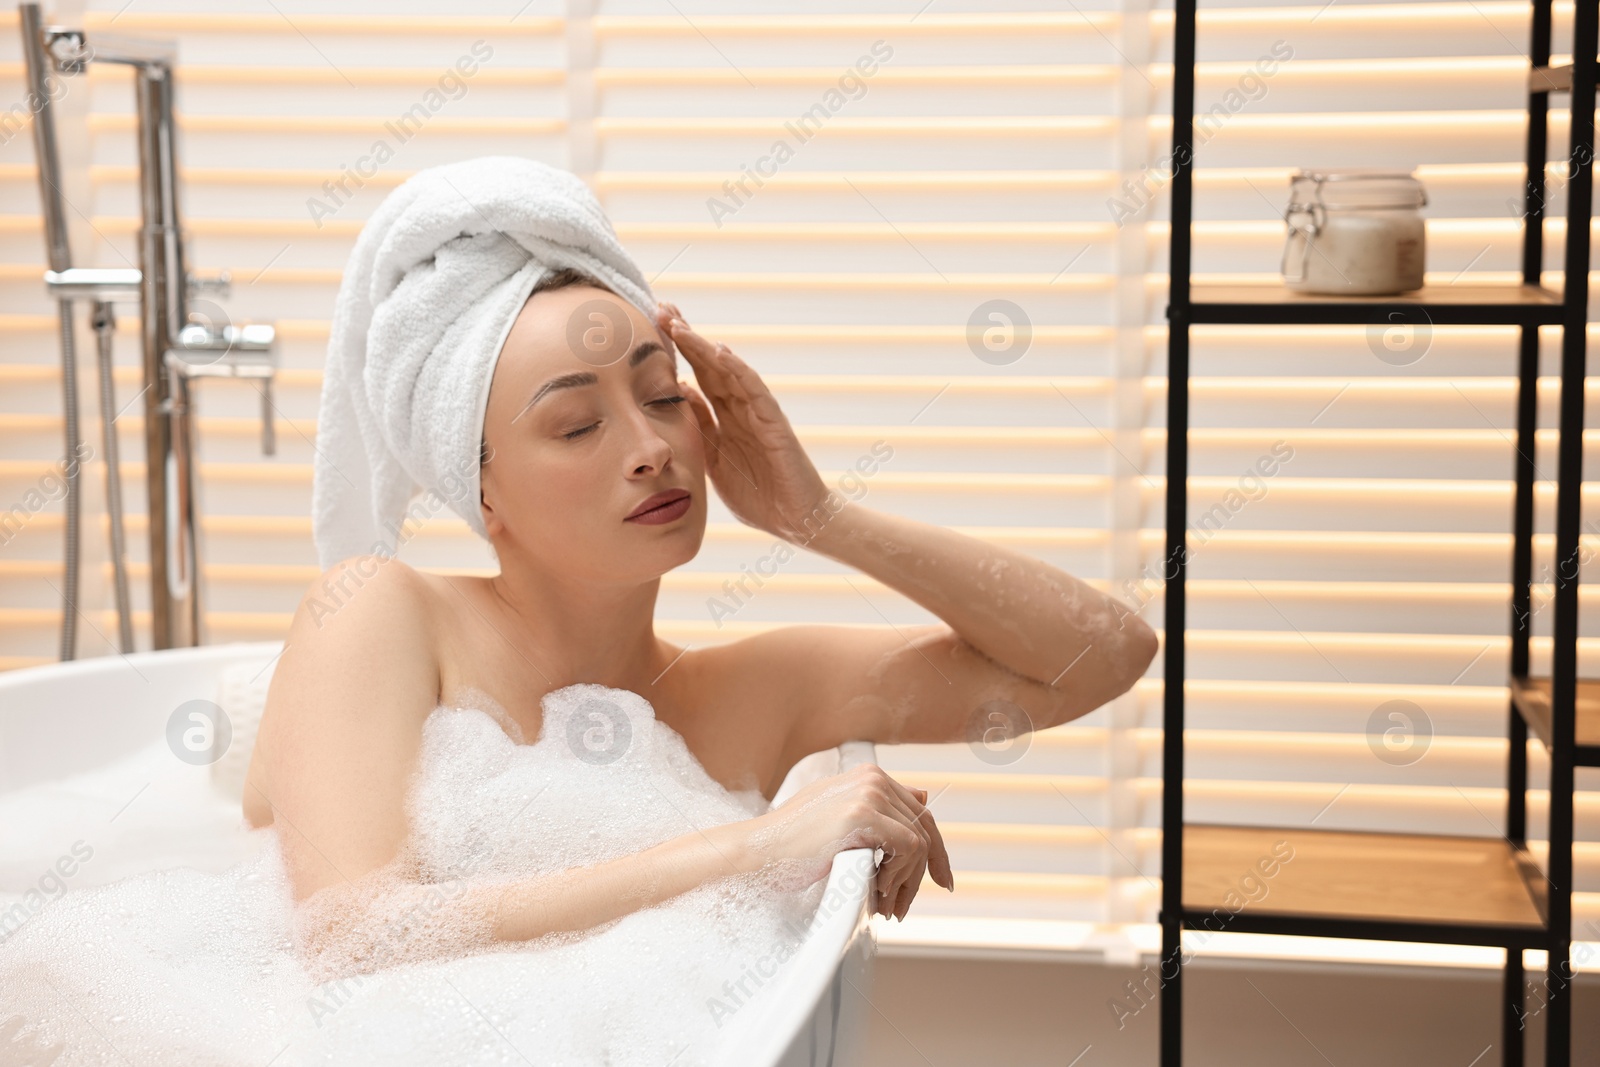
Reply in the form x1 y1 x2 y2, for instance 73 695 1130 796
240 261 1159 961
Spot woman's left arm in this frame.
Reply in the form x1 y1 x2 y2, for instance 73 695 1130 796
804 503 1159 727
656 304 1159 756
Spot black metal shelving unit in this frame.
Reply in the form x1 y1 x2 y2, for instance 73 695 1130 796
1160 2 1596 1065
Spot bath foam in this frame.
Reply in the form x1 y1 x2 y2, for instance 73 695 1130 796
0 683 830 1066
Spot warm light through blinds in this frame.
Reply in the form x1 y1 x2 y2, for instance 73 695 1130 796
0 0 1595 953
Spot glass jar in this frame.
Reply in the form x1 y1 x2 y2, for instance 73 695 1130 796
1280 168 1427 295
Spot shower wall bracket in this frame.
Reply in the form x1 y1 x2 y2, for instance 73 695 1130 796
20 3 279 658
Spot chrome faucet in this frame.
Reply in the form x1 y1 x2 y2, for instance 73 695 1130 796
20 3 278 658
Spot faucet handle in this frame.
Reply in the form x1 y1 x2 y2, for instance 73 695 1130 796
44 29 91 75
164 321 278 456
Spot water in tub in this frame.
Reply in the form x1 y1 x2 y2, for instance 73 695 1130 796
0 683 830 1065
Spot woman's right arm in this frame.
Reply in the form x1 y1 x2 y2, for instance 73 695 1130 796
292 762 944 984
248 557 947 980
245 555 442 900
488 759 952 943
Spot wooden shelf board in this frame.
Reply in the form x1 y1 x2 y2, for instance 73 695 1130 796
1531 62 1597 94
1532 63 1574 93
1191 281 1561 307
1510 675 1600 764
1183 823 1546 935
1175 282 1565 326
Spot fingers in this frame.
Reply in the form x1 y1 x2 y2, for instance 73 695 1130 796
876 774 954 894
652 304 680 351
664 319 769 412
883 784 951 913
856 772 925 918
655 312 792 444
857 787 922 905
909 796 952 893
665 325 739 419
879 798 929 922
881 829 928 920
807 765 953 921
870 814 923 918
914 792 954 893
891 852 928 921
663 318 734 396
858 770 941 919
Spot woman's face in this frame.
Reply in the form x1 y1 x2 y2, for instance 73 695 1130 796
479 284 707 585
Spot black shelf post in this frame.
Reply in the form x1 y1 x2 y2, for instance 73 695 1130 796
1507 6 1553 1065
1159 0 1197 1064
1544 3 1596 1062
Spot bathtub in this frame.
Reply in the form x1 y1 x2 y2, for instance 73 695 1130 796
0 641 877 1066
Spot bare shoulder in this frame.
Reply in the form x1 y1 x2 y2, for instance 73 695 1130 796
278 555 441 692
240 555 442 851
298 554 440 628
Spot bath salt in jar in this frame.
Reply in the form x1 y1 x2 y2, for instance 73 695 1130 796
1280 168 1427 295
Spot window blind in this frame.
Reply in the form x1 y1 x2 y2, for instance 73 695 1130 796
0 0 1595 963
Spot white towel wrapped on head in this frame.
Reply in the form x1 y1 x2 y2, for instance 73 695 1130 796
312 155 658 571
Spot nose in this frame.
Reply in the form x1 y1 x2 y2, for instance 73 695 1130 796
622 402 675 476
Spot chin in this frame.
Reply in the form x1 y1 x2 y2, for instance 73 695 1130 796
638 514 705 574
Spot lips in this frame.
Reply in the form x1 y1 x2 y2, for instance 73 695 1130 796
625 488 692 524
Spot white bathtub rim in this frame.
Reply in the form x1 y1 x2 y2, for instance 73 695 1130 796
0 639 283 694
709 844 876 1066
707 735 880 1064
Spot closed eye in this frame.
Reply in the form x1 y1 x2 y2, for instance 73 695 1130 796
562 396 684 440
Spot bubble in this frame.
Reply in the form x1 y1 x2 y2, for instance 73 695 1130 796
2 685 831 1065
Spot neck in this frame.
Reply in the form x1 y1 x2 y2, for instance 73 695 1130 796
483 550 675 696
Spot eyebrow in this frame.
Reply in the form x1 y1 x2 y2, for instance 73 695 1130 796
518 340 673 417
